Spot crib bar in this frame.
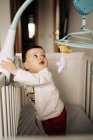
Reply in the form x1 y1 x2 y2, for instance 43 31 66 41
11 86 15 136
9 85 13 136
90 64 93 121
14 87 16 135
0 73 22 138
90 78 93 120
85 61 92 116
5 87 11 137
89 62 92 119
1 87 8 137
0 89 3 137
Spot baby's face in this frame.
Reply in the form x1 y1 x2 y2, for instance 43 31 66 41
24 48 48 73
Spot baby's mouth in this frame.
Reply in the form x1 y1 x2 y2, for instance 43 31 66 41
40 60 44 64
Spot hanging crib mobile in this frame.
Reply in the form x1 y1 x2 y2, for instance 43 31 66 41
55 0 93 49
0 0 34 85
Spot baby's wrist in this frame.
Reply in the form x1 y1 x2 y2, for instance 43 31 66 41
12 68 18 75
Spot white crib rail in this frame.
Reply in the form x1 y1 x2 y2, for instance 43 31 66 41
0 74 5 137
83 56 93 121
0 73 22 138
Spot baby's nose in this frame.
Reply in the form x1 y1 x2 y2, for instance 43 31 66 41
39 56 43 62
39 56 43 60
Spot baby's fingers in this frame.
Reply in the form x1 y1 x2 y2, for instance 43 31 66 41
0 60 11 69
7 57 14 62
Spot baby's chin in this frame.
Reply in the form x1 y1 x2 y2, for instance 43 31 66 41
29 66 47 73
38 65 47 71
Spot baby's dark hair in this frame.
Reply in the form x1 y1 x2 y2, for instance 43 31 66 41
22 45 44 63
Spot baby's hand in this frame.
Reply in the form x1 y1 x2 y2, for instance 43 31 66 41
0 58 17 75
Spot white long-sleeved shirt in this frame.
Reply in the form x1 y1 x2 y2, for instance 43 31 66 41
14 68 64 121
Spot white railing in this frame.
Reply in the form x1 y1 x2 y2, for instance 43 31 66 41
83 56 93 121
0 73 22 138
0 54 32 138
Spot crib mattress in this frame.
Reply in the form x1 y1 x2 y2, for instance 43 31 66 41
17 104 93 136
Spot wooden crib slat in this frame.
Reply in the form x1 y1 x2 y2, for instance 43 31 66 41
85 61 92 117
0 89 3 137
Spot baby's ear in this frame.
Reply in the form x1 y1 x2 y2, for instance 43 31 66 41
23 62 29 70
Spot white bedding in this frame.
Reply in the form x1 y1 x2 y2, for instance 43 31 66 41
17 103 93 136
66 104 93 134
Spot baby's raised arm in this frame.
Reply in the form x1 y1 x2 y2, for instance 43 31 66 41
0 58 17 75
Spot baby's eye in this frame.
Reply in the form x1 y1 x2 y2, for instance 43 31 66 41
42 54 46 57
33 55 38 58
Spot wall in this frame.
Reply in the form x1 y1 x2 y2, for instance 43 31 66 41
0 0 93 56
68 0 93 58
0 0 10 49
37 0 93 55
0 0 54 52
38 0 54 52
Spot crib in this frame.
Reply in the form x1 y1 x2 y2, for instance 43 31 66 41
0 52 93 139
